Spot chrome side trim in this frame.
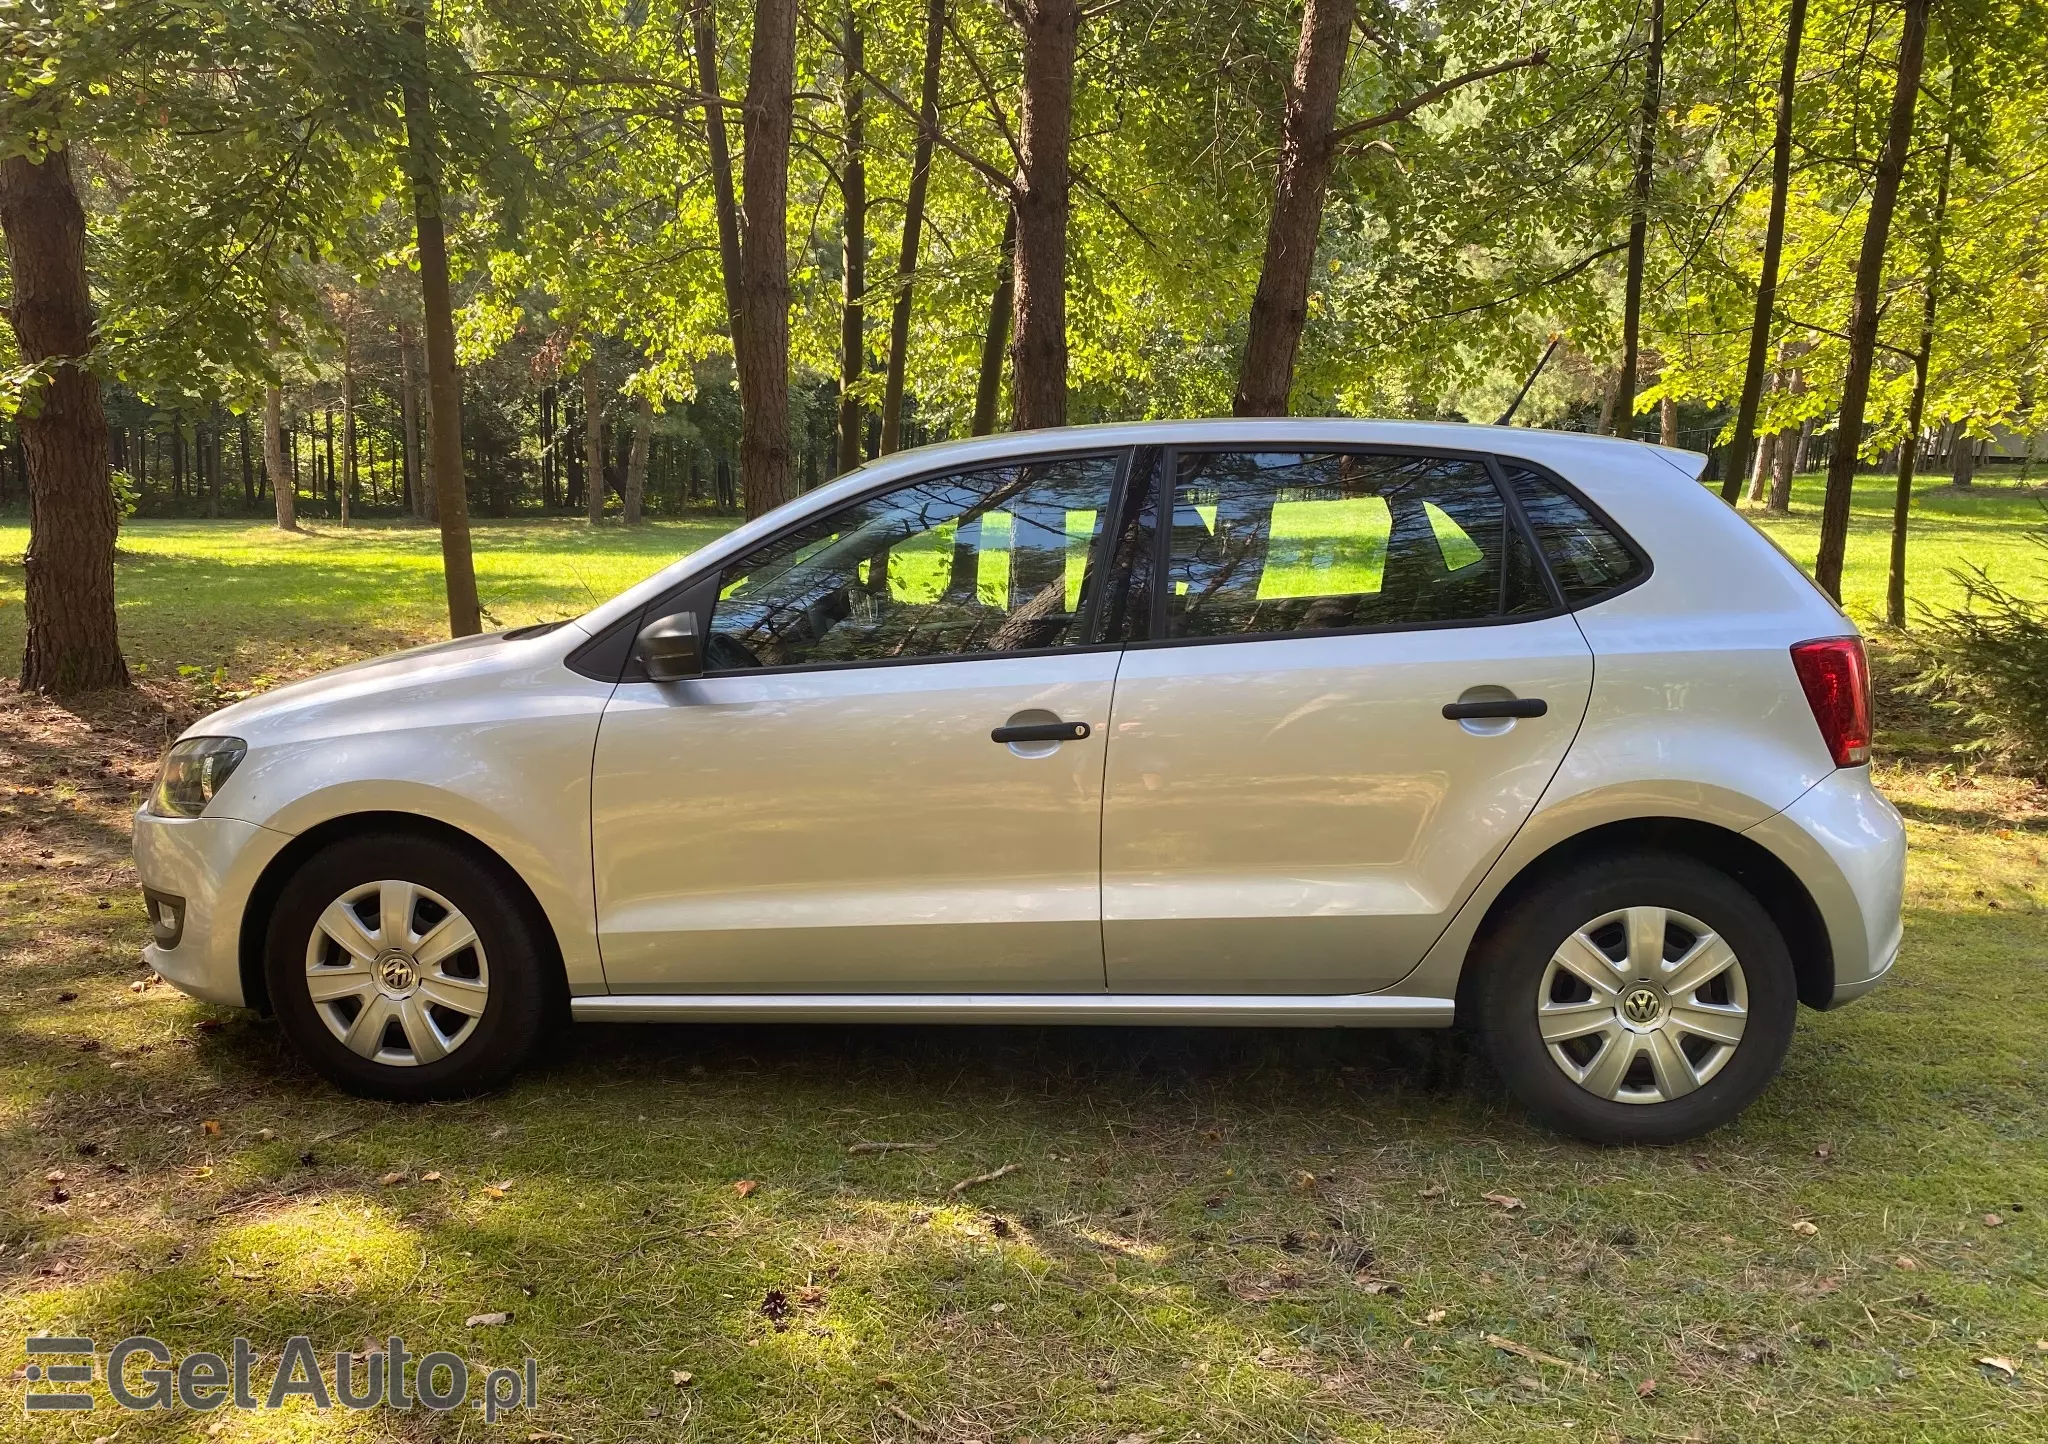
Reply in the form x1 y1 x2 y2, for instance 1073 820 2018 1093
570 992 1456 1026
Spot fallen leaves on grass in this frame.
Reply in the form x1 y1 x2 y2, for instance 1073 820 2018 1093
846 1141 935 1154
254 1128 275 1142
1637 1377 1658 1398
201 1120 222 1136
1977 1356 2020 1379
732 1179 758 1197
1896 1255 1919 1270
379 1172 408 1187
467 1312 512 1328
1424 1308 1448 1325
1485 1334 1595 1381
1982 1213 2005 1228
1418 1184 1445 1199
1790 1220 1819 1237
1814 1141 1833 1160
1481 1192 1523 1211
948 1162 1019 1195
421 1171 442 1183
670 1370 693 1387
483 1180 512 1200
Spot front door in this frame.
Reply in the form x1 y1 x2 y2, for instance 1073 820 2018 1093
1100 447 1594 993
591 451 1128 993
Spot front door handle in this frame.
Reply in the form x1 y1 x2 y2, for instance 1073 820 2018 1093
992 720 1091 744
1442 698 1547 720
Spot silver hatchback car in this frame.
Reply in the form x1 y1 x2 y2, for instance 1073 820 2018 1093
133 421 1904 1144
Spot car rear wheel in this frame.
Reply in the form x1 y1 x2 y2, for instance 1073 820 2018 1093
1471 852 1798 1145
265 833 553 1100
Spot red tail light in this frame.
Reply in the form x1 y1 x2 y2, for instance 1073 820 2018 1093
1790 637 1872 767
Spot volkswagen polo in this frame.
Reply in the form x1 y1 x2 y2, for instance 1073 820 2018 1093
132 420 1905 1144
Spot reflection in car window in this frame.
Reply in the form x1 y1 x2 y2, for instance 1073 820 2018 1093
1502 463 1645 604
706 455 1120 670
1164 451 1540 639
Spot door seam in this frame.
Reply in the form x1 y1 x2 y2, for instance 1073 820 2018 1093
1096 647 1129 989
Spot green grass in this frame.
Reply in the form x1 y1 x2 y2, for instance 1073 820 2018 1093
1743 470 2048 625
1 484 2046 1441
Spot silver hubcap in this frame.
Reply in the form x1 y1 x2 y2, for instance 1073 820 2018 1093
1537 905 1748 1105
305 880 489 1066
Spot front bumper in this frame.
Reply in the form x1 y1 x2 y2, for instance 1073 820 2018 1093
132 810 295 1008
1743 766 1907 1008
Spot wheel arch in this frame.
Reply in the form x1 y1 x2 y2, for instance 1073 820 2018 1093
1454 816 1835 1022
237 810 569 1018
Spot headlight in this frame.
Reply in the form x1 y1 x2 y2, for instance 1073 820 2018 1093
149 736 247 817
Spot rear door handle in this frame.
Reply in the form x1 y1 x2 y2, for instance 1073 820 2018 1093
1442 698 1547 720
992 720 1091 744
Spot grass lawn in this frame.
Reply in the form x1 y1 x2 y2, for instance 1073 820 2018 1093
1 477 2045 1441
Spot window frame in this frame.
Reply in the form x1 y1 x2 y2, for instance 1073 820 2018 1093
606 445 1141 681
1120 443 1653 651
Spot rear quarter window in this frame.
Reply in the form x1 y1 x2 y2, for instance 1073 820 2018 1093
1502 463 1646 605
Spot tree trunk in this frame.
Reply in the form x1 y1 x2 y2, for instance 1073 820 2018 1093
1008 0 1080 430
1951 433 1976 487
736 0 799 517
1611 0 1664 435
0 148 127 693
1888 118 1946 630
835 6 867 476
1659 393 1677 447
1814 0 1930 599
692 0 746 373
583 364 606 522
265 385 297 530
973 207 1017 435
1233 0 1354 417
880 0 946 454
1724 0 1807 499
1792 416 1814 475
399 322 422 517
624 393 652 524
1770 425 1796 511
239 413 254 505
402 0 481 635
1748 429 1774 504
340 334 356 527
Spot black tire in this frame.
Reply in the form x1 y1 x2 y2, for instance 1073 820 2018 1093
1470 851 1798 1145
265 832 556 1101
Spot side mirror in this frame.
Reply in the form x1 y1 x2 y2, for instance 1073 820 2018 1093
635 611 703 682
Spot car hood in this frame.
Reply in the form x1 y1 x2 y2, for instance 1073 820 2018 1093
182 622 586 744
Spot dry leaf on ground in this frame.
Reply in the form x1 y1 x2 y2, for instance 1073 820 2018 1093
1482 1192 1524 1211
467 1312 512 1328
733 1179 758 1197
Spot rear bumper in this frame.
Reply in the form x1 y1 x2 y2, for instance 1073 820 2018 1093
132 810 294 1008
1743 766 1906 1009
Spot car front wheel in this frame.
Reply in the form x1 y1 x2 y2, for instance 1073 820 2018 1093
265 833 554 1100
1471 852 1799 1145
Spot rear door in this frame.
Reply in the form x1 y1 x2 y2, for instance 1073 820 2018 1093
1100 447 1593 992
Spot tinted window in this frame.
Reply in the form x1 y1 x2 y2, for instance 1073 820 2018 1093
706 454 1120 670
1503 464 1644 604
1163 450 1542 639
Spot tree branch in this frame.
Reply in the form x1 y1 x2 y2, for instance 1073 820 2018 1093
1328 49 1550 146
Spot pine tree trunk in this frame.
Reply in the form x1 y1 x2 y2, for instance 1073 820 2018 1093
402 0 481 635
1951 434 1976 487
624 393 652 524
1233 0 1354 417
399 323 422 517
1888 117 1947 630
263 387 295 530
1725 0 1807 498
1611 0 1664 434
835 6 867 476
737 0 799 517
0 148 128 693
1814 0 1930 599
974 207 1017 435
1008 0 1080 430
880 0 946 454
692 0 746 374
340 335 356 527
583 364 606 522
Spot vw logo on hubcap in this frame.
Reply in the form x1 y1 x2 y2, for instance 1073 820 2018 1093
376 953 419 995
1620 987 1663 1026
